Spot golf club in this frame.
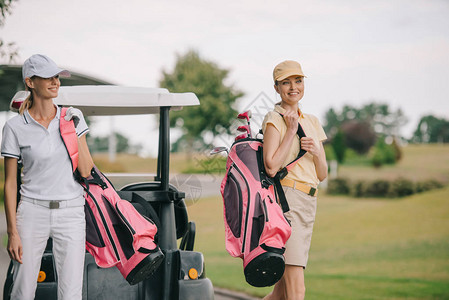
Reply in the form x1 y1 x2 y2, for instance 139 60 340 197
235 133 248 141
237 125 252 138
237 110 252 122
210 146 229 155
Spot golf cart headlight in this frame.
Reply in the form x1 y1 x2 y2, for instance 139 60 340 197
188 268 198 280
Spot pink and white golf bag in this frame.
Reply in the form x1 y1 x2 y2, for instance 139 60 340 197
220 136 292 287
60 107 164 285
219 110 309 287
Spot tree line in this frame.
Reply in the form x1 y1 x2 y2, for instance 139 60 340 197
161 51 448 163
1 1 447 157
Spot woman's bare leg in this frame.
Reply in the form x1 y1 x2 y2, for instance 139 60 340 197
263 276 285 300
283 265 305 300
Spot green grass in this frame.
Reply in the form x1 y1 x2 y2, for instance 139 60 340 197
90 152 220 175
337 144 449 183
1 144 448 298
187 188 449 299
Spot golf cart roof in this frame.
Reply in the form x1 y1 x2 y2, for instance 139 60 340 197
54 85 200 116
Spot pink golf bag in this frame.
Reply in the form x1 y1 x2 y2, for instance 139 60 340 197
220 136 291 287
60 107 164 285
219 110 309 287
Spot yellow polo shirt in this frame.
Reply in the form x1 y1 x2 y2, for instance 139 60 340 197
262 104 327 187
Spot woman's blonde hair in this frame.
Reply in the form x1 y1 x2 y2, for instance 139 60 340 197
19 80 34 115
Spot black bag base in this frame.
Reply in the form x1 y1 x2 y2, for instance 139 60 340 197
244 252 285 287
126 248 165 285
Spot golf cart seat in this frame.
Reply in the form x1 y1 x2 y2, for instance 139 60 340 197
118 182 191 243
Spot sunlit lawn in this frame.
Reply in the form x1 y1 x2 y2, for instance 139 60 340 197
1 144 448 299
188 188 449 299
182 144 449 299
93 144 449 183
337 144 449 183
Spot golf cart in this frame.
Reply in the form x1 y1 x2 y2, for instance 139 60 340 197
3 86 214 300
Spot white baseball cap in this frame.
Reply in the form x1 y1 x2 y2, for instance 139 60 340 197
22 54 71 80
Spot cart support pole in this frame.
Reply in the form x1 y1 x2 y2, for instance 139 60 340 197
159 107 178 300
160 107 170 193
159 107 177 248
156 115 162 181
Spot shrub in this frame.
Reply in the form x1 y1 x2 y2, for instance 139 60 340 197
383 145 396 165
391 138 403 162
352 180 366 197
331 129 346 163
327 176 445 198
326 177 351 195
324 144 335 161
388 178 415 198
364 180 391 197
343 149 372 166
415 179 444 193
371 150 384 168
371 137 396 167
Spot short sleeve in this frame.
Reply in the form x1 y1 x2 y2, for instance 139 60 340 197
262 111 284 134
312 115 327 142
75 112 89 137
1 122 20 159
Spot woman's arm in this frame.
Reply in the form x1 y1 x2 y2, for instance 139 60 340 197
300 137 328 181
4 157 23 263
77 135 94 178
263 110 299 177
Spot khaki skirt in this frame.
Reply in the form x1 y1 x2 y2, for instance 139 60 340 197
282 186 317 268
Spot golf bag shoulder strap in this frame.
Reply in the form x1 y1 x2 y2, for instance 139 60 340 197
276 112 307 174
272 112 308 213
59 107 79 172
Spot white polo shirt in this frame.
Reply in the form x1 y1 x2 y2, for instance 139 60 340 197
1 105 89 201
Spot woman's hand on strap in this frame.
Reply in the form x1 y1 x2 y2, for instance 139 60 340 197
301 137 328 181
283 109 299 134
300 137 321 157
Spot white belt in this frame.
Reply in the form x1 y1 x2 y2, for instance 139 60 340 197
21 197 84 209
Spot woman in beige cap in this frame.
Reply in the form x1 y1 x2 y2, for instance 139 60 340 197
262 60 327 300
2 54 94 299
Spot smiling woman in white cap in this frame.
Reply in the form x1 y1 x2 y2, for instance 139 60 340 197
1 54 94 300
262 60 328 300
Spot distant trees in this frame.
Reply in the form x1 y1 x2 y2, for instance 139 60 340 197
412 115 449 143
324 103 407 139
88 133 137 154
331 128 346 163
0 0 19 63
324 102 407 157
0 0 15 20
159 50 243 152
340 120 376 155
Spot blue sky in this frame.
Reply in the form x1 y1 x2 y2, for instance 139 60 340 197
1 0 448 155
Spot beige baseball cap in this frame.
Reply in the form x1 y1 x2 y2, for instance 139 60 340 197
273 60 306 82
